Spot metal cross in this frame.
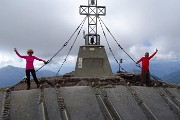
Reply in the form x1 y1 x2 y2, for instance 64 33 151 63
80 0 106 45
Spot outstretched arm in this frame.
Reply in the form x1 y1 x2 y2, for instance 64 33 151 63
14 48 26 59
149 49 158 59
136 58 142 64
34 56 47 64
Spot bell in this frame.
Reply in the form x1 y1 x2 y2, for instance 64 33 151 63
91 0 95 5
90 36 94 44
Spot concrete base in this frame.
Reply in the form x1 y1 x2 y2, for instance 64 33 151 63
167 88 180 100
61 86 105 120
44 88 62 120
105 86 148 120
10 89 41 120
0 86 180 120
74 45 113 77
132 86 179 120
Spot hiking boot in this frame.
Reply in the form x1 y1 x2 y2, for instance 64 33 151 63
37 84 40 88
26 86 30 90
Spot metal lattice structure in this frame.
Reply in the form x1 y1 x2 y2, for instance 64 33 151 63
79 0 106 45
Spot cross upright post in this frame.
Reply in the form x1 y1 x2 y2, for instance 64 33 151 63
79 0 106 45
75 0 112 77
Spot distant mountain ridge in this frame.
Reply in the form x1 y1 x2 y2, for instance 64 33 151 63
1 60 180 88
162 70 180 84
111 61 180 78
0 65 56 88
111 61 180 84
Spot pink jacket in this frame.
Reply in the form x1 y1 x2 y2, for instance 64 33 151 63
15 51 43 70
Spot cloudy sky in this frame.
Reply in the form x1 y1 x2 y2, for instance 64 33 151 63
0 0 180 73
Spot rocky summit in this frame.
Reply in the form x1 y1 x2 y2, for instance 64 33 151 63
0 72 180 120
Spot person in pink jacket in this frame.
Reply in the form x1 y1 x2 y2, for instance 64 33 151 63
14 48 47 90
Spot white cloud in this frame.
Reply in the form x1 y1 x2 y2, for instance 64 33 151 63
0 0 180 69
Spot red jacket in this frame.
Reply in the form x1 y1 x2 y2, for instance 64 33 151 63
136 51 157 71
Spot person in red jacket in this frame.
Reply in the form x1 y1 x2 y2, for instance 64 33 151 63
136 49 158 86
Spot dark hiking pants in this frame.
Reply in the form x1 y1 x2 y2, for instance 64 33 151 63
141 70 151 86
26 69 39 87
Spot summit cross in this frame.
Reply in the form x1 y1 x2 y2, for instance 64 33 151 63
79 0 106 45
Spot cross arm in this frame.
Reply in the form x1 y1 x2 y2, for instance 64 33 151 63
79 5 106 16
